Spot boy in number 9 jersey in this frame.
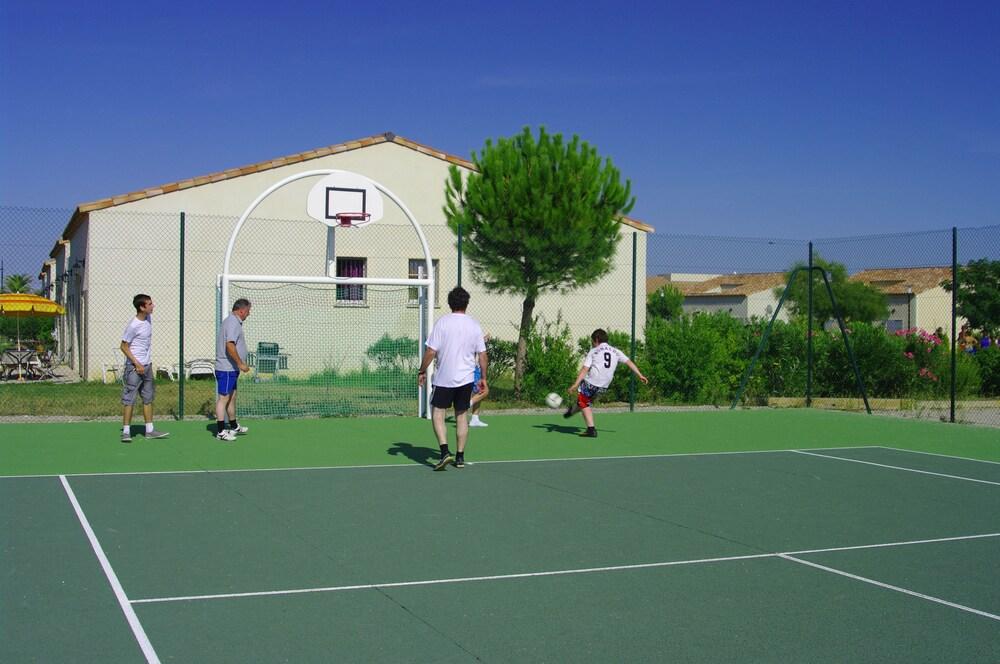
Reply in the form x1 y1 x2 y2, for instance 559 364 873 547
565 329 648 437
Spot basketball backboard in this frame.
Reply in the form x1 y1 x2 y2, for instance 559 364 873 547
306 170 384 228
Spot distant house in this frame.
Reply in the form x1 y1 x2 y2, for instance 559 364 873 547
849 267 955 334
647 272 788 322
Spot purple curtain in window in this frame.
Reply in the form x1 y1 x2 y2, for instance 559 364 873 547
341 259 364 277
337 258 365 301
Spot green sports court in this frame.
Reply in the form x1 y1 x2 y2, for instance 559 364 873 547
3 409 998 662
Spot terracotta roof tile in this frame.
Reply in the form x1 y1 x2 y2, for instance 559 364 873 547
849 267 951 294
647 272 787 297
61 132 654 242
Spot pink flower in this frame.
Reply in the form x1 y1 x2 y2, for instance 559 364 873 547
904 351 914 359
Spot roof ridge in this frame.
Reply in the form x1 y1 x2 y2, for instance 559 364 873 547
51 132 652 260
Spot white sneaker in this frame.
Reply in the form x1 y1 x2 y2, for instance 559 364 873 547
231 425 249 435
215 430 236 441
469 418 488 427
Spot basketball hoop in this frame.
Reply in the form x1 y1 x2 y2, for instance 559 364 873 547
333 212 370 228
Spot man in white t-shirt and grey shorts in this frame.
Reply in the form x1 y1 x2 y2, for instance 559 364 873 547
120 293 169 442
417 287 488 470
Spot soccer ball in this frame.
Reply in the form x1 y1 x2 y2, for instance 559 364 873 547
545 392 563 409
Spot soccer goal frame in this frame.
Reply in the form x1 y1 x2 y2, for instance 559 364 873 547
219 169 435 417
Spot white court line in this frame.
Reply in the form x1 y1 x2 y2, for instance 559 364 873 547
792 450 1000 486
785 532 1000 556
0 445 871 480
877 446 1000 466
60 475 160 663
779 554 1000 622
132 532 1000 605
131 553 776 604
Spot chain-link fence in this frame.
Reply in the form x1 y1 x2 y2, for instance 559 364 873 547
0 206 72 363
1 203 998 427
644 226 1000 427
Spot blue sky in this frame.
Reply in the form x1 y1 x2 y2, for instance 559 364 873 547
1 0 998 249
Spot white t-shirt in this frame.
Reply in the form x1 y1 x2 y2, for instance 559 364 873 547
122 316 153 365
426 312 486 387
582 342 629 389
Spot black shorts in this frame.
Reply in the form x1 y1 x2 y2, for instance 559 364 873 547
431 383 474 411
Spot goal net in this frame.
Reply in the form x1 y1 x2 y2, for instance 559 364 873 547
225 280 426 418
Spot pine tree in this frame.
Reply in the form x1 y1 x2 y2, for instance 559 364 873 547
444 127 634 397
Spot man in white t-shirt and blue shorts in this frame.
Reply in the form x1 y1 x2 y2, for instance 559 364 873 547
120 294 169 442
417 287 488 470
565 329 648 438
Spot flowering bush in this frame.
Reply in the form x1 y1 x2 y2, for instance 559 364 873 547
895 328 945 396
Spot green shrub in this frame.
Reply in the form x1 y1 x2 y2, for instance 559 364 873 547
521 315 579 403
485 336 516 385
365 335 419 372
817 323 910 397
0 316 56 350
644 312 745 404
945 351 983 397
974 345 1000 396
740 319 810 402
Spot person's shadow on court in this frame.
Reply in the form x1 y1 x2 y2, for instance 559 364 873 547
387 442 438 467
533 423 582 435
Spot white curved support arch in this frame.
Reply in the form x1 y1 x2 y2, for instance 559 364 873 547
220 169 436 416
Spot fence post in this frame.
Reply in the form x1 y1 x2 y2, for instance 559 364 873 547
629 231 637 412
178 211 185 420
807 241 813 407
950 226 957 423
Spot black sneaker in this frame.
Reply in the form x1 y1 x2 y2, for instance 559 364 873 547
563 405 577 419
579 428 597 438
455 456 465 469
433 453 455 471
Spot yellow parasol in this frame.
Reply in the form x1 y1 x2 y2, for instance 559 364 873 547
0 293 66 379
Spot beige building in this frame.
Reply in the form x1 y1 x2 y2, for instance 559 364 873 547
642 267 957 334
849 267 955 334
40 133 652 381
647 272 789 322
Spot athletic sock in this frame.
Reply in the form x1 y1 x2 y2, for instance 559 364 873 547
217 420 226 434
123 425 130 435
145 422 154 434
230 419 239 431
440 444 451 457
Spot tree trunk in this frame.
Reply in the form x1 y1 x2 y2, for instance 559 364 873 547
514 295 536 399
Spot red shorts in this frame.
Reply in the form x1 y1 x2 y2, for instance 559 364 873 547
576 381 606 409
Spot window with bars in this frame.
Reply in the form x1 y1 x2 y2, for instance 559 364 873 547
408 259 439 306
336 257 366 304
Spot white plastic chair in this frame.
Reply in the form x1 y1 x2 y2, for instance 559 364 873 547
102 352 124 384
